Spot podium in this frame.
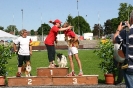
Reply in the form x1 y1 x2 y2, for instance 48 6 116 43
52 75 98 85
8 76 52 86
7 67 98 87
37 67 69 77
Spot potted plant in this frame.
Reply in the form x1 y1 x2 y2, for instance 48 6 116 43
0 44 13 85
94 38 116 84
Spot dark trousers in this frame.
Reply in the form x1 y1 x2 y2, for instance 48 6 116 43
45 44 55 62
123 71 133 88
117 66 124 83
17 55 30 67
113 59 124 83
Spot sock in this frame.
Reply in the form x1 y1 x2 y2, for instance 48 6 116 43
80 69 82 72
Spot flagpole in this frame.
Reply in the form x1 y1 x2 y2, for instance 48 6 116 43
98 12 100 39
77 0 80 35
41 13 43 42
13 13 15 35
21 9 23 29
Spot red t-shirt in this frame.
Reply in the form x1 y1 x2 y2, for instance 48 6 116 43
44 26 59 45
64 29 75 38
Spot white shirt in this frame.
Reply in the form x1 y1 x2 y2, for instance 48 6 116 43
14 36 31 55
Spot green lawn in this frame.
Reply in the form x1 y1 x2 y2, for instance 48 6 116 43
7 49 104 83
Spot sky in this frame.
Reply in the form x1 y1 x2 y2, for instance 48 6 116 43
0 0 133 31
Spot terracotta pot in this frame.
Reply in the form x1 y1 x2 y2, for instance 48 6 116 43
0 76 5 85
104 74 114 85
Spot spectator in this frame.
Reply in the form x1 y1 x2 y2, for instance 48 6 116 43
113 10 133 88
13 29 32 77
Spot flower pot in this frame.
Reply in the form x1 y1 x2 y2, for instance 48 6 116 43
0 76 5 86
104 74 114 85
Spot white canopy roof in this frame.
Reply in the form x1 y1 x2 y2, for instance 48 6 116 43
0 30 18 41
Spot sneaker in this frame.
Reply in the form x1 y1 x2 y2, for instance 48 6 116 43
78 71 83 76
16 72 21 77
67 71 76 76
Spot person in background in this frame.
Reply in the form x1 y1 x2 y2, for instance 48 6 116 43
13 29 32 77
62 22 83 76
44 19 73 68
113 10 133 88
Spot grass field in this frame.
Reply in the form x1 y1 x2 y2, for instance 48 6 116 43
6 49 105 83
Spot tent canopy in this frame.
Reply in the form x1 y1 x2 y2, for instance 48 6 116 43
0 30 18 41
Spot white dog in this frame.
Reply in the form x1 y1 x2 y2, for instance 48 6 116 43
57 53 67 68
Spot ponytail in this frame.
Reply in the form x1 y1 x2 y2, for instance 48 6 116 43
49 20 55 25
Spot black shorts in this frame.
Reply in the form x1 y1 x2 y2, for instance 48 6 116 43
17 55 30 67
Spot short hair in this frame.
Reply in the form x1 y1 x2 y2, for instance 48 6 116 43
130 10 133 19
20 29 27 36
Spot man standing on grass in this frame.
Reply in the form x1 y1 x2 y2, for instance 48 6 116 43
113 10 133 88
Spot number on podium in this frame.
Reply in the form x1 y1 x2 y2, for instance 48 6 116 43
50 70 53 75
73 78 77 84
28 79 32 85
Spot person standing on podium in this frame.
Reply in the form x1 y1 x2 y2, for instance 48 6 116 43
44 19 73 68
62 22 83 76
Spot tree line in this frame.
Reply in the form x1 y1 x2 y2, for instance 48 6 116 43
0 3 133 37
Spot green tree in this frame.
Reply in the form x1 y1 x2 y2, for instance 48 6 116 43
37 23 51 35
110 18 119 33
118 3 133 22
92 24 103 37
103 3 133 35
30 29 35 35
0 26 4 30
104 19 112 35
92 24 99 36
5 25 18 35
104 18 119 35
66 14 74 25
66 15 91 35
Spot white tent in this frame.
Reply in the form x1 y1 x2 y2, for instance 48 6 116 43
0 30 18 41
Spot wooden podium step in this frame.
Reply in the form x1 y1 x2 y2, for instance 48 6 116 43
7 76 52 87
52 75 98 85
7 75 98 87
37 67 69 77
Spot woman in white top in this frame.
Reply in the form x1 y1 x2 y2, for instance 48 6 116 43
13 29 32 77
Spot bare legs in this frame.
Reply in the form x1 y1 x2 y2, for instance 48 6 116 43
68 53 83 76
18 67 22 73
